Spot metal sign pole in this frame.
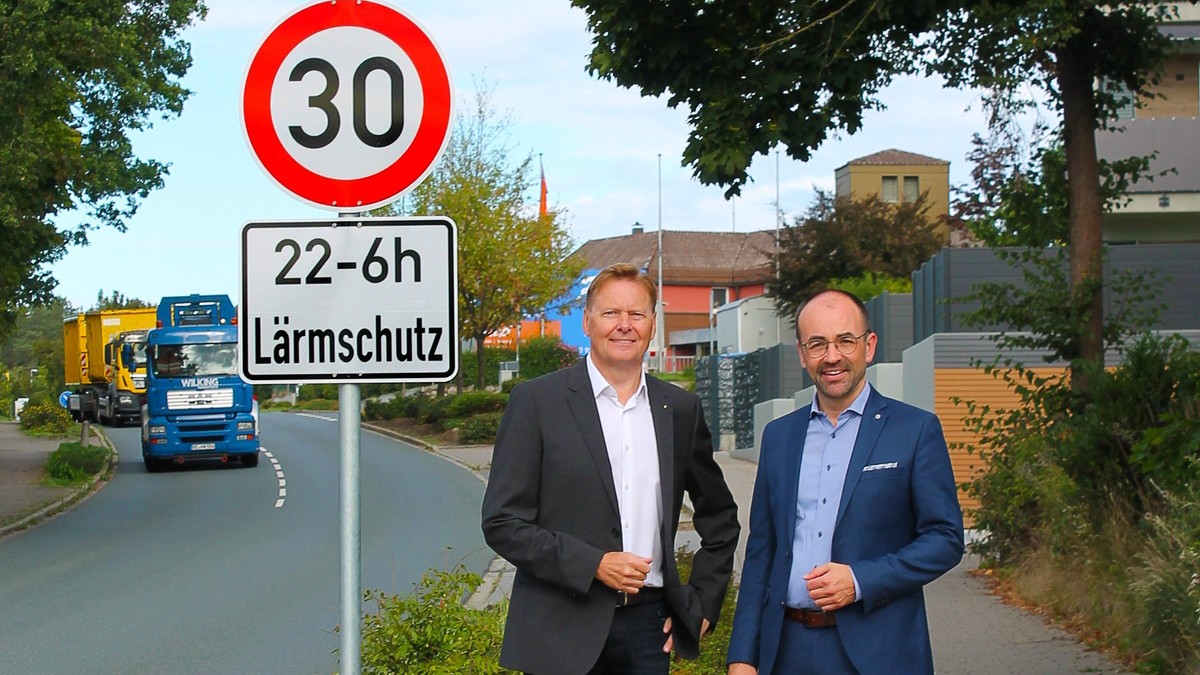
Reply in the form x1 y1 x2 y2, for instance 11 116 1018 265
339 209 363 675
339 382 362 674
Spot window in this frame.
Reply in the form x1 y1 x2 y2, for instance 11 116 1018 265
881 176 898 202
711 287 729 310
903 176 920 202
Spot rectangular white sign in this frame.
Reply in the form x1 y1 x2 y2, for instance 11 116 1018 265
239 217 458 383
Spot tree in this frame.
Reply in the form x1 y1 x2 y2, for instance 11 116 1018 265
768 190 943 315
91 290 153 311
385 90 582 389
0 1 207 340
572 0 1178 390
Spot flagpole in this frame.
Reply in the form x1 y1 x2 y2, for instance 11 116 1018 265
656 153 665 373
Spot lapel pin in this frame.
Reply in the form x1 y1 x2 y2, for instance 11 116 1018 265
874 413 881 420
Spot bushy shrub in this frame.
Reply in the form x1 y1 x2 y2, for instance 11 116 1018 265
298 384 338 401
461 346 515 389
500 377 524 394
363 396 407 421
459 412 503 444
353 566 508 674
19 402 73 435
295 398 337 411
445 391 507 419
46 442 109 484
516 337 579 380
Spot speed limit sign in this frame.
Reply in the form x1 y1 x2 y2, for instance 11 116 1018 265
242 1 453 211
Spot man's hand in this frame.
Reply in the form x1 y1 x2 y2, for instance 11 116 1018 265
595 552 652 592
661 617 711 653
803 562 857 611
728 663 758 674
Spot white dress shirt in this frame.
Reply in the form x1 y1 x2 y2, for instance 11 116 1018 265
587 354 664 587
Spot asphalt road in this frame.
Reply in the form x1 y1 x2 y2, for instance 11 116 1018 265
0 412 489 674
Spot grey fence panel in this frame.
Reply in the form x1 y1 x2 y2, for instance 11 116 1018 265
913 244 1200 343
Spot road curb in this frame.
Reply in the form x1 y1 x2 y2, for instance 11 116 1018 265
0 428 117 540
361 422 507 608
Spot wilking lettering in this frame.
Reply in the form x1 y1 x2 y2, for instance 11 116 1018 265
253 314 445 366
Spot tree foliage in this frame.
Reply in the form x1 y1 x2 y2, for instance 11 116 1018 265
384 89 583 389
767 190 943 316
952 93 1159 249
572 0 1180 389
91 290 153 311
0 0 206 340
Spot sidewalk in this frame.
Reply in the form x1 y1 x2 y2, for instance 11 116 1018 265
402 431 1130 674
0 422 102 539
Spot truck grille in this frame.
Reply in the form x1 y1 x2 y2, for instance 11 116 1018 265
167 389 234 410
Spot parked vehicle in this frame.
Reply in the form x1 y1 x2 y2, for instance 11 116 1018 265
139 295 260 471
62 307 157 425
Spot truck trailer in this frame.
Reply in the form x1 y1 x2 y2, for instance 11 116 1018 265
139 295 260 471
62 307 157 425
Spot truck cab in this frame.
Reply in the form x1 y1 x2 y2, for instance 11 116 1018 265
140 295 260 471
98 329 149 426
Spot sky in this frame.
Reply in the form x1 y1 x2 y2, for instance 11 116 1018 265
50 0 997 312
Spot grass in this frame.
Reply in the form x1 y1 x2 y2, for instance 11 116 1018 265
43 441 111 486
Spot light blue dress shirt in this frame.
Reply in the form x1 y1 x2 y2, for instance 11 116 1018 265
786 383 872 609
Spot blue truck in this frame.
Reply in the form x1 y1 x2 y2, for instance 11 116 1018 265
138 295 260 471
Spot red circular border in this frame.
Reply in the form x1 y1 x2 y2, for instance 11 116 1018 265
242 1 452 210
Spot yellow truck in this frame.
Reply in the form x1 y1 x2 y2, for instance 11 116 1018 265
63 307 157 425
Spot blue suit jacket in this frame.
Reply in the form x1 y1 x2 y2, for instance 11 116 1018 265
727 388 964 675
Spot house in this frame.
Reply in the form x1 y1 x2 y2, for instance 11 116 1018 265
1096 6 1200 243
834 148 951 234
568 227 775 371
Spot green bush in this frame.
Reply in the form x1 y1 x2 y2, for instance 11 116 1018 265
294 398 338 411
461 346 516 389
459 412 504 444
516 337 579 380
353 566 509 674
45 441 109 484
19 401 73 435
500 377 524 394
363 396 406 421
298 384 338 401
351 555 739 674
419 395 456 428
259 399 293 411
445 391 507 419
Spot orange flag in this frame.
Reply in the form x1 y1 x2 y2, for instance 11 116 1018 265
539 163 548 219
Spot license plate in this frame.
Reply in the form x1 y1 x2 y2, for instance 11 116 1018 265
191 443 216 451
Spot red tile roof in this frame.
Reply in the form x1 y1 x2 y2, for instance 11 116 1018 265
843 149 949 166
572 229 775 285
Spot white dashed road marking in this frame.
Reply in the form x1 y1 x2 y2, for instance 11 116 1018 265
263 449 286 508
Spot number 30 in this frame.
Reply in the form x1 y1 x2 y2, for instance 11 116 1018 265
288 57 404 149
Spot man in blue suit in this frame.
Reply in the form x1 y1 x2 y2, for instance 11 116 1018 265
727 289 964 675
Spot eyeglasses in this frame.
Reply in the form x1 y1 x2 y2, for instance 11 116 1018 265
800 331 870 358
596 309 652 324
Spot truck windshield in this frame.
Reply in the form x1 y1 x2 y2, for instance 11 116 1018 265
129 342 148 373
152 343 238 378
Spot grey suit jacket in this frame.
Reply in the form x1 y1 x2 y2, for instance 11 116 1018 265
481 360 740 675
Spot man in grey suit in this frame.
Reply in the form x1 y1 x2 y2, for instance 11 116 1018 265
482 263 740 675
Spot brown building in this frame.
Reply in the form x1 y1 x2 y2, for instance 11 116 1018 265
571 228 774 370
1097 8 1200 243
834 149 951 231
